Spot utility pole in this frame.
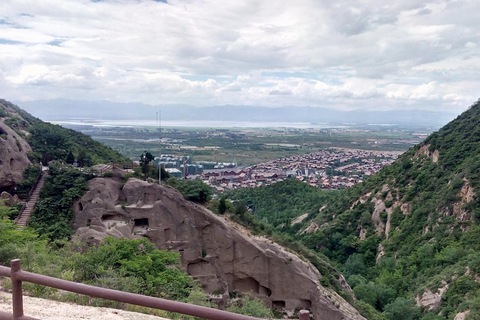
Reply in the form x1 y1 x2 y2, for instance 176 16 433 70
157 111 162 184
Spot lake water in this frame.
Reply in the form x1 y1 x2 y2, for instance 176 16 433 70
48 118 349 129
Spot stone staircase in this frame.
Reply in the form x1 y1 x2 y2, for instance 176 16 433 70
16 175 45 227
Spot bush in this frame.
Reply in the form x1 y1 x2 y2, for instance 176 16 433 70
70 237 194 300
383 297 421 320
226 294 273 318
166 178 213 203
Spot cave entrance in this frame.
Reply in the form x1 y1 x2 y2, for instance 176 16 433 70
272 301 286 310
233 277 260 294
134 218 149 227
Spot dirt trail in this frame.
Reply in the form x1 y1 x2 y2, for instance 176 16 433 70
0 291 169 320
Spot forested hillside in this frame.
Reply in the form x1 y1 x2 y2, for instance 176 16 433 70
228 99 480 320
0 99 130 166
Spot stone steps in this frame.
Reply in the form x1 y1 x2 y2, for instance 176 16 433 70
16 176 45 227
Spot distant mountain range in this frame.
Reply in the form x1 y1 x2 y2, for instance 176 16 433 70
18 99 458 129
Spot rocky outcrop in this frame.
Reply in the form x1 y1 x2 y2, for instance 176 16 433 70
415 290 442 311
73 178 365 320
0 119 31 193
415 144 439 163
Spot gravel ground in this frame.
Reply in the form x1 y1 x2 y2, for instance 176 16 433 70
0 291 169 320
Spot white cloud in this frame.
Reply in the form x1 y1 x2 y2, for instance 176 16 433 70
0 0 478 113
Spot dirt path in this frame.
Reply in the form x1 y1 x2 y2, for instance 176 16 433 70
0 291 169 320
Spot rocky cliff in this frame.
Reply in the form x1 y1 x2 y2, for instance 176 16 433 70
0 101 32 193
73 177 365 320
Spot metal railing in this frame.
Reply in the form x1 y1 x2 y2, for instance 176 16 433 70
0 259 310 320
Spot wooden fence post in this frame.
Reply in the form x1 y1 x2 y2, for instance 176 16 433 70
11 259 24 320
299 309 309 320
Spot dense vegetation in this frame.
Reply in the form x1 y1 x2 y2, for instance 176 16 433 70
28 122 130 165
165 178 213 203
28 161 95 241
226 178 333 231
228 100 480 320
0 99 130 166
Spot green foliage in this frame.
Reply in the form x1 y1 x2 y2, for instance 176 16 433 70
16 164 42 196
443 275 480 309
218 195 227 214
226 178 333 232
343 253 367 278
66 150 75 164
166 178 213 203
140 151 155 181
28 162 94 241
221 100 480 318
71 237 194 299
0 99 38 125
353 282 396 311
27 121 129 165
226 294 273 319
355 300 387 320
1 209 196 307
382 297 421 320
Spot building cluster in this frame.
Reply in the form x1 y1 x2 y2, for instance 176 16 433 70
184 149 399 192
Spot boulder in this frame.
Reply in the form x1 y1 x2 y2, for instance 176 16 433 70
73 178 365 320
0 120 31 192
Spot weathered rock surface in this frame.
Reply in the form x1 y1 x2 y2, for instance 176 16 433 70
415 290 442 311
73 178 365 320
0 118 32 193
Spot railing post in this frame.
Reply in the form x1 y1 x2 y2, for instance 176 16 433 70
299 309 309 320
11 259 24 320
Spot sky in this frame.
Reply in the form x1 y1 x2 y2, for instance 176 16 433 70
1 0 479 113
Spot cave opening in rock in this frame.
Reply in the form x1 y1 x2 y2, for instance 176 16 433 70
134 218 149 227
298 300 312 309
272 301 286 310
259 285 272 297
102 214 118 221
233 277 260 294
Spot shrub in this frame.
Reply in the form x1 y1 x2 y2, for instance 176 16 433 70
226 294 273 319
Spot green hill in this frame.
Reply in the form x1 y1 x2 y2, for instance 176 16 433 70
0 99 130 165
229 99 480 320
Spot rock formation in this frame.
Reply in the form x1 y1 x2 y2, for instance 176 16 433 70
0 117 32 193
73 177 365 320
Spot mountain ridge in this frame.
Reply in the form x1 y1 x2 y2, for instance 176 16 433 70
19 99 458 128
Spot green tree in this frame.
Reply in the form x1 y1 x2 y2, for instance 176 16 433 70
383 298 421 320
218 195 227 214
66 150 75 164
140 151 155 181
344 253 367 278
166 178 212 203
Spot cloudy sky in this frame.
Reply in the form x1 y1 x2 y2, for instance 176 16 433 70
1 0 479 113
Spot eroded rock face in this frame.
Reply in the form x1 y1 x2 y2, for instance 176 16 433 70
73 178 365 320
0 120 32 193
415 290 442 311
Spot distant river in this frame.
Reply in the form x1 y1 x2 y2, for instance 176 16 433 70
48 119 349 129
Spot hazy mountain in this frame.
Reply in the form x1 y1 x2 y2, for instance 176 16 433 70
19 99 457 128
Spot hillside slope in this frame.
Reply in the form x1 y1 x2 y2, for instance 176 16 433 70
0 99 130 182
298 99 480 319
